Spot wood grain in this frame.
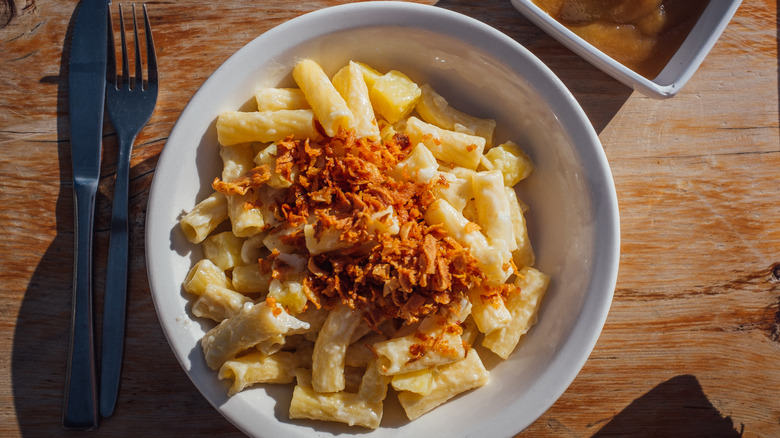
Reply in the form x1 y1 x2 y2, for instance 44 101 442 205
1 0 778 437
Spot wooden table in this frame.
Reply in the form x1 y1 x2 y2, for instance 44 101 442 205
1 0 778 436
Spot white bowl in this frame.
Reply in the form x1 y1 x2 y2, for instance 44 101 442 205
145 2 620 437
511 0 742 98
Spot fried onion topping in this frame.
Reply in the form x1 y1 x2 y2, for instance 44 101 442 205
253 129 486 326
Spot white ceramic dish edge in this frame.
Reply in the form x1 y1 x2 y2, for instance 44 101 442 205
510 0 743 98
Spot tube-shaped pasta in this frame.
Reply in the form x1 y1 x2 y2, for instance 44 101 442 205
391 368 434 396
201 301 310 369
472 170 517 252
183 258 231 296
219 351 298 396
253 143 297 189
505 187 535 268
373 314 466 376
304 206 398 255
220 143 255 182
202 231 244 270
353 62 382 89
262 223 304 254
467 284 512 335
216 109 320 146
415 84 496 147
482 266 549 359
332 61 380 140
293 59 355 137
254 87 310 111
304 224 352 255
392 143 438 183
192 284 252 322
345 332 389 368
240 233 267 265
311 305 365 393
231 264 271 294
226 191 265 238
397 348 489 420
433 171 473 213
179 191 228 244
424 198 511 284
289 369 383 429
358 359 391 404
405 116 485 169
256 334 287 356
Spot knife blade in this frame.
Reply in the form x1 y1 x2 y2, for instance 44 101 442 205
63 0 108 430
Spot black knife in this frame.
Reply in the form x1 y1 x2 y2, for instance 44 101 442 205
62 0 108 430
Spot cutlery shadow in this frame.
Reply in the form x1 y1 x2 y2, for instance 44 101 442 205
10 4 241 436
11 5 88 436
435 0 632 135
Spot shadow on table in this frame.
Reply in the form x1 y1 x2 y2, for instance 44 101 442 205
593 375 743 437
9 4 99 436
10 4 239 436
435 0 633 135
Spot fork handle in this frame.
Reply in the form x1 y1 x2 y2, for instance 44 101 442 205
99 138 133 418
63 180 99 430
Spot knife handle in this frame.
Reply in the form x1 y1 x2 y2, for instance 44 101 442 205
63 181 99 430
99 143 131 418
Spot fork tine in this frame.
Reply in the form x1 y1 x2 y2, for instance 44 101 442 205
132 4 143 90
107 3 117 86
143 4 157 85
119 4 130 89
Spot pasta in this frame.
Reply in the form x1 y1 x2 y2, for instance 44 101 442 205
192 284 252 322
201 300 310 370
179 191 228 244
289 368 384 429
416 83 496 147
332 61 381 140
482 266 549 359
183 259 231 295
219 351 298 396
292 58 355 137
311 304 365 393
254 87 310 112
397 348 489 421
180 58 549 429
216 109 321 145
405 116 485 170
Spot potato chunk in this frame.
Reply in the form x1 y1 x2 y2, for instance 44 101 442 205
370 70 421 123
481 141 533 186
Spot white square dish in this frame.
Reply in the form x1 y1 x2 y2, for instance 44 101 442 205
510 0 742 98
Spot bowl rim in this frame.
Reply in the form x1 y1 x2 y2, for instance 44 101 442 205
510 0 743 98
145 1 621 436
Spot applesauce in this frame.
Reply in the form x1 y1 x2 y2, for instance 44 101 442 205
532 0 710 79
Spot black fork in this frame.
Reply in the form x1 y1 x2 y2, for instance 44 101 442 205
101 2 158 418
